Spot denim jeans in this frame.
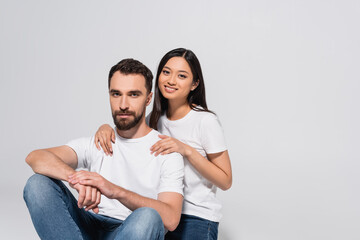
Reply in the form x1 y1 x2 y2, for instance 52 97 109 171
165 214 219 240
23 174 164 240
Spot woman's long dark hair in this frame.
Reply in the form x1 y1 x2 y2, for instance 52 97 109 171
149 48 213 129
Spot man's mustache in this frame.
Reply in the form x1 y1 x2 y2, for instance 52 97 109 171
114 110 135 116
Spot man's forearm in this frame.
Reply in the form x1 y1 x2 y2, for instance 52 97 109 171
26 149 76 181
68 170 183 230
27 148 102 213
114 186 183 231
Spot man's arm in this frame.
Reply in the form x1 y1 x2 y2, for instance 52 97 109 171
26 146 78 181
117 188 183 231
26 146 101 212
68 171 183 231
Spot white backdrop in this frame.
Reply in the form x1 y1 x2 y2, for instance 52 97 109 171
1 0 359 239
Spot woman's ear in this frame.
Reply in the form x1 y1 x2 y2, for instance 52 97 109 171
191 80 199 91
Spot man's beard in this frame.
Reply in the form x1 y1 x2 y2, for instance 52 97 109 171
112 109 144 131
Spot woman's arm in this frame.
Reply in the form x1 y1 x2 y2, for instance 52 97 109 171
187 148 232 190
96 124 233 190
150 135 232 190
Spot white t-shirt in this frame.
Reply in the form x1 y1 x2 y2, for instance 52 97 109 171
66 129 184 221
157 109 227 222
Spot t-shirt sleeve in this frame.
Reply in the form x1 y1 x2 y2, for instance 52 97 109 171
65 137 93 169
200 114 227 154
158 152 184 195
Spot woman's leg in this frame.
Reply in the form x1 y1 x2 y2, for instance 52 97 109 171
165 214 219 240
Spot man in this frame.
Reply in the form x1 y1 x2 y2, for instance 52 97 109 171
23 59 184 240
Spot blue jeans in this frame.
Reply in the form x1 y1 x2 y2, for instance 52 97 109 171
165 214 219 240
23 174 164 240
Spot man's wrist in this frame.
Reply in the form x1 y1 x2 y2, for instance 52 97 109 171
184 145 193 159
112 185 126 200
64 169 77 182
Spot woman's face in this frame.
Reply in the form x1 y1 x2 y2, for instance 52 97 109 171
158 57 198 102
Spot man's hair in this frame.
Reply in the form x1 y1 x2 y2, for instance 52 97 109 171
108 58 153 93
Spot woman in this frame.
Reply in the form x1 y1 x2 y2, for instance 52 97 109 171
95 48 232 240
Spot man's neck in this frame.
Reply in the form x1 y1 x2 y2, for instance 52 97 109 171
116 121 152 139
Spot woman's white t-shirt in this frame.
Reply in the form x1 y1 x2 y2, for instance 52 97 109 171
157 109 227 222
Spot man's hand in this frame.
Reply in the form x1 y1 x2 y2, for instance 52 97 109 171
69 171 118 199
69 182 101 213
69 170 183 231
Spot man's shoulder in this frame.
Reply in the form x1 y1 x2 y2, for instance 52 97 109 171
66 135 102 153
157 151 184 165
140 129 163 142
150 128 162 138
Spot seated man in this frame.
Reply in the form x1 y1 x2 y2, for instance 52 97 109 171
23 58 184 240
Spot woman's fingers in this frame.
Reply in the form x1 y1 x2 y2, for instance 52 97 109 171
100 135 110 155
160 149 174 155
151 138 178 154
151 138 172 152
111 130 116 143
95 136 101 150
153 143 174 156
158 134 169 139
106 136 113 155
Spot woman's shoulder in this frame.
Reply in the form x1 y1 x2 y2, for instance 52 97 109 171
190 109 225 133
191 107 218 121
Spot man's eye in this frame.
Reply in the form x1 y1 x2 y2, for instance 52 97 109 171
131 93 138 97
112 93 120 97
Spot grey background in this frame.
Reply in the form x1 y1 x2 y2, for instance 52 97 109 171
1 0 359 239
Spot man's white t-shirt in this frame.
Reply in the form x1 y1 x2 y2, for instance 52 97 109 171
66 129 184 221
157 109 227 222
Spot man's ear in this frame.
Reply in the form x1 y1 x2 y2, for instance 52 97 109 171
146 92 153 106
191 80 199 91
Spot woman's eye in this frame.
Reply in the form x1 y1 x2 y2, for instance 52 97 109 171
179 74 187 79
162 70 170 75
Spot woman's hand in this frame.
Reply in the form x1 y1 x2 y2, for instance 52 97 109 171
150 135 190 157
95 124 115 156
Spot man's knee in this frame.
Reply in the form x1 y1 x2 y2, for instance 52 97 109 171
120 207 164 239
133 207 163 225
23 174 57 204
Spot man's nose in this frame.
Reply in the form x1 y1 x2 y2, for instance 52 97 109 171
119 96 129 110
